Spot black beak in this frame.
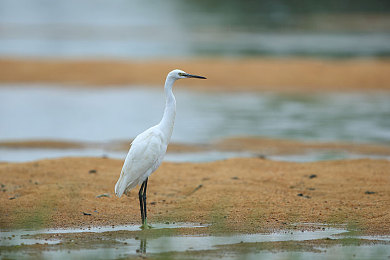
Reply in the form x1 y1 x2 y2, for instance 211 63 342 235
185 73 207 79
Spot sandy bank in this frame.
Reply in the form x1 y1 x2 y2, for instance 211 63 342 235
1 157 389 235
1 58 389 92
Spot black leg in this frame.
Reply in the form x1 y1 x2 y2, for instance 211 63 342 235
138 181 146 224
142 178 148 221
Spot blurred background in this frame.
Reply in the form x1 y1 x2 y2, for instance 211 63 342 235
1 0 389 59
0 0 389 162
2 2 390 258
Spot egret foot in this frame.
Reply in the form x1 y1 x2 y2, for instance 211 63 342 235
140 219 152 230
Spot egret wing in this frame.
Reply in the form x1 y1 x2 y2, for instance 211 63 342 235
115 127 165 197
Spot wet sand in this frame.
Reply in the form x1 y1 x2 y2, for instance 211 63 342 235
1 58 390 92
1 156 389 235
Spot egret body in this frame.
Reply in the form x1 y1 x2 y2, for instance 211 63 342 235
115 69 206 229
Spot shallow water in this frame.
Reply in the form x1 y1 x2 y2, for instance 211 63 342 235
1 224 390 259
1 147 389 163
1 86 389 144
233 245 390 260
0 148 256 163
1 86 389 162
0 223 208 246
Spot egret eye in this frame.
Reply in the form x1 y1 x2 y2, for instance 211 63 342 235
178 72 186 77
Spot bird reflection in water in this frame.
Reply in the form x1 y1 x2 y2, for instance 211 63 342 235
136 238 147 255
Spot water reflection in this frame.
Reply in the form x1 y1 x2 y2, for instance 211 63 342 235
2 225 390 259
138 238 146 255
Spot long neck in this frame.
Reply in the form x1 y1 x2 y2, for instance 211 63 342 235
158 76 176 140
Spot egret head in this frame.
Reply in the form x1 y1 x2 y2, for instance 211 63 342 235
168 69 207 80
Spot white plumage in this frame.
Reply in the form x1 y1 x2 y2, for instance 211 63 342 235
114 69 206 228
115 126 166 197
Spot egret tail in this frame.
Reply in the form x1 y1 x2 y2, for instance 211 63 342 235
115 171 137 198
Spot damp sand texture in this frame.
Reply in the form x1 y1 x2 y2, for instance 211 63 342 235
0 157 389 235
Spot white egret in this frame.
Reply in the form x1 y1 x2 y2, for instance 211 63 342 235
115 69 206 229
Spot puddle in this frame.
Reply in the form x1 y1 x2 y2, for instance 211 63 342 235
0 223 207 246
228 245 390 260
118 228 348 253
2 223 390 259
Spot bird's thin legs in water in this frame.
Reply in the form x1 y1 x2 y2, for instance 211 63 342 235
139 178 151 229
